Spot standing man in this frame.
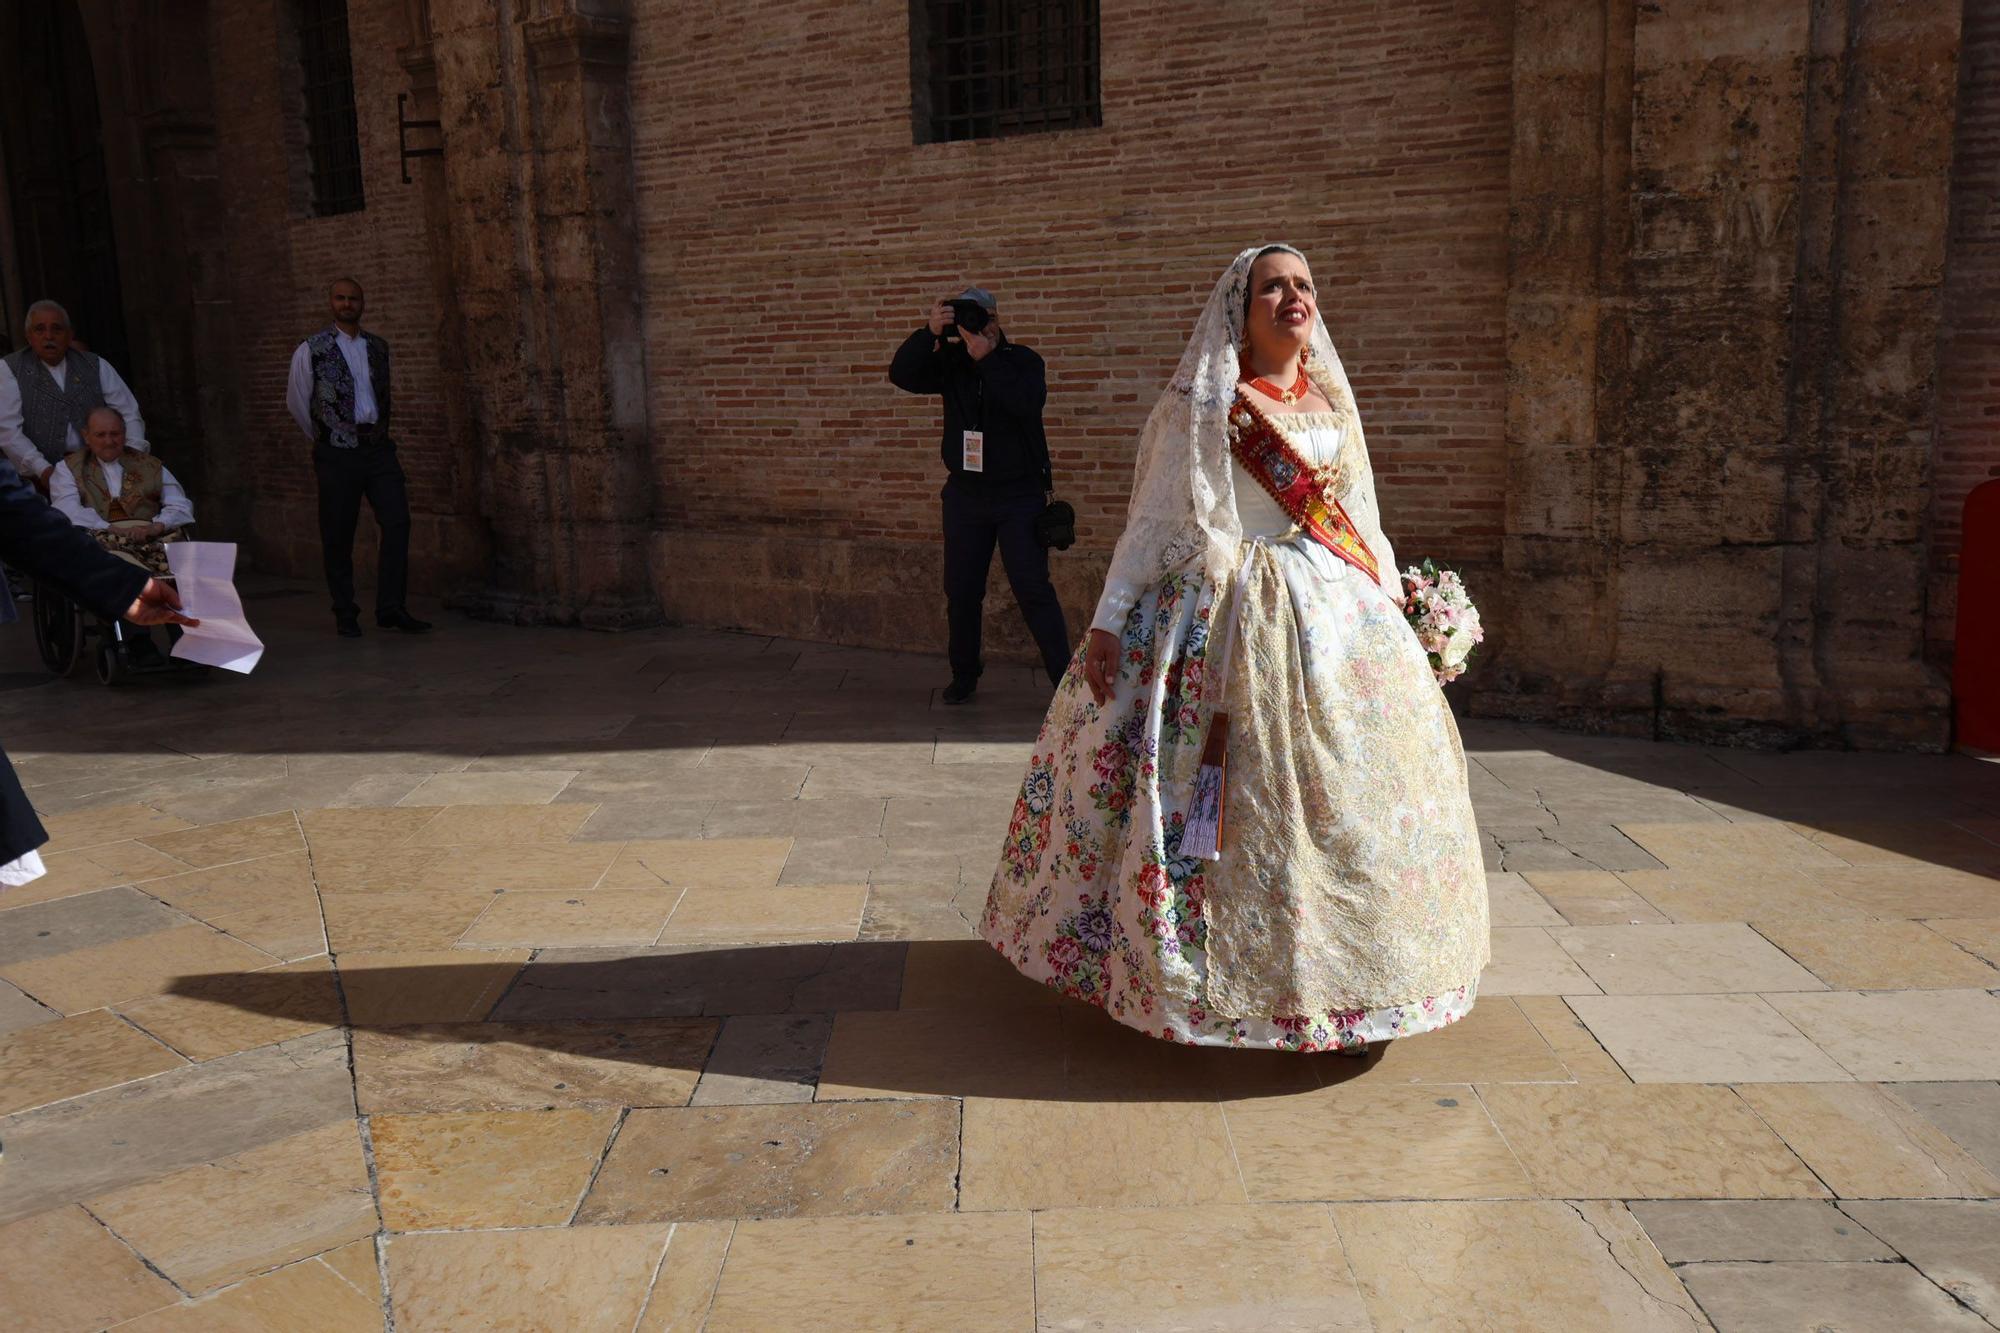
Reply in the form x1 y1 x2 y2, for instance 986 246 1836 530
0 300 149 493
285 277 428 637
890 286 1071 704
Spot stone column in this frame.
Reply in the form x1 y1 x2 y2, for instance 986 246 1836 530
1496 0 1957 748
75 0 248 530
420 0 656 628
1786 2 1960 747
1498 0 1634 729
396 7 490 583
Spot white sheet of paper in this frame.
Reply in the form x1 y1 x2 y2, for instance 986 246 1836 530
165 542 264 673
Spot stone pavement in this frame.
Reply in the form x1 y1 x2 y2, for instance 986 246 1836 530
0 589 1996 1331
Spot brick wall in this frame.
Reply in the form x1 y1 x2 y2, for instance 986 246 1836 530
1934 1 2000 664
205 0 468 598
629 0 1514 656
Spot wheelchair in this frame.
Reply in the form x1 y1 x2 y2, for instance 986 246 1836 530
30 522 202 687
30 577 197 685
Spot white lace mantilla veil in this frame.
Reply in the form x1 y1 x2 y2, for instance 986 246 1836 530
1097 244 1397 614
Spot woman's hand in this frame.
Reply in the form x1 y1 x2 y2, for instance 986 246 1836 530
1083 628 1120 705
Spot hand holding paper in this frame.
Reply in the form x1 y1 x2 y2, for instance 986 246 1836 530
124 580 197 627
165 542 265 673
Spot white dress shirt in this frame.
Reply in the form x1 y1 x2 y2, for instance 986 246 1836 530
0 355 149 480
50 456 195 531
286 328 380 441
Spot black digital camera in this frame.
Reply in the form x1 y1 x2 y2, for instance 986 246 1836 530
943 299 992 342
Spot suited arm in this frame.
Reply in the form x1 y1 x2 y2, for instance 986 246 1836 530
0 463 148 619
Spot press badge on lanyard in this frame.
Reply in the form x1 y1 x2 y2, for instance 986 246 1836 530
961 429 985 473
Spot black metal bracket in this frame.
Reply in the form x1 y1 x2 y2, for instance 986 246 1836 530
398 92 443 184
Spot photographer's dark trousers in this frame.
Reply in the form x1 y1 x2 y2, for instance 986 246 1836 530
314 428 413 618
942 475 1072 685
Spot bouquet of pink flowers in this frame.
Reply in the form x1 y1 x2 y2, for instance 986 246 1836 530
1402 559 1484 685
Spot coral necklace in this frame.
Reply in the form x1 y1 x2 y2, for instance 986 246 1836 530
1243 358 1309 406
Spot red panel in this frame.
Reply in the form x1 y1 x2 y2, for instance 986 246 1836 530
1955 480 2000 749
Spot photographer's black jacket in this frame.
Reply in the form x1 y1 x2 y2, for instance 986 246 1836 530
889 327 1051 490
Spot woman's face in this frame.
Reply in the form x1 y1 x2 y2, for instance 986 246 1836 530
1243 251 1316 358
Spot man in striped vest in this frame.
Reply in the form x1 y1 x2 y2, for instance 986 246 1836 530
284 277 428 638
0 300 148 494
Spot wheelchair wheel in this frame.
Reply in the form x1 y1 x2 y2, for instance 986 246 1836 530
95 641 123 686
32 583 84 676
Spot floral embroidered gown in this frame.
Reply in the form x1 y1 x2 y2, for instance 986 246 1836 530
981 409 1489 1051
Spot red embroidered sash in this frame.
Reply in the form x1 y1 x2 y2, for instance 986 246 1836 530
1226 394 1381 585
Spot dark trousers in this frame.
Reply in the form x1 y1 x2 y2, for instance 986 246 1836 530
314 437 412 618
942 477 1072 684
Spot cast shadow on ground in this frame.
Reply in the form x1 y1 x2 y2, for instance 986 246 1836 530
7 593 1999 872
167 938 1389 1105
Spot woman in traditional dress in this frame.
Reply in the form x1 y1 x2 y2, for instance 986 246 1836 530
981 245 1488 1052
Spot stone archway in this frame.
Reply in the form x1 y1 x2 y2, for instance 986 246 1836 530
0 0 129 368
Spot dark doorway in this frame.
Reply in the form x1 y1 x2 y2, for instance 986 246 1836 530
0 0 129 368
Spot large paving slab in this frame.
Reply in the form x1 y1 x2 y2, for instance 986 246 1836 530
0 1028 354 1223
1565 993 1852 1083
1840 1200 2000 1324
1628 1199 1895 1263
577 1100 960 1223
1034 1204 1372 1331
85 1121 376 1295
1678 1261 1991 1331
352 1018 717 1113
1332 1200 1708 1331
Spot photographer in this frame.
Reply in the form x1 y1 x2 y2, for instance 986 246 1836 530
890 286 1072 703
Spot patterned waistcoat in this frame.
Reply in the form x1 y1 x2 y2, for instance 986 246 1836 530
5 348 106 465
307 329 393 449
64 448 165 523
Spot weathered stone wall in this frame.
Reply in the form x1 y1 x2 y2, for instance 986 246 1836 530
1936 1 2000 663
403 1 654 627
1498 0 1960 748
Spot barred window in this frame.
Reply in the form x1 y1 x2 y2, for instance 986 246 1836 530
912 0 1101 145
296 0 364 215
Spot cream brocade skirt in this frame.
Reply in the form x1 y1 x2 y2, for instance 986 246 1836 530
982 536 1489 1051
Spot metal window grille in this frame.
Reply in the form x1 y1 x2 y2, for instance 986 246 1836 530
914 0 1100 144
297 0 365 216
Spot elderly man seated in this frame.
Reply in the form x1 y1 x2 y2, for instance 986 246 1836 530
47 408 193 668
50 407 193 578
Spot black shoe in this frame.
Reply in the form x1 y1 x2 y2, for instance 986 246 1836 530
335 614 363 638
377 609 432 633
941 676 978 705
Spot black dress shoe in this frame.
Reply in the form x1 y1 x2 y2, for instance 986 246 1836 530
941 676 978 705
335 615 363 638
377 609 432 633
